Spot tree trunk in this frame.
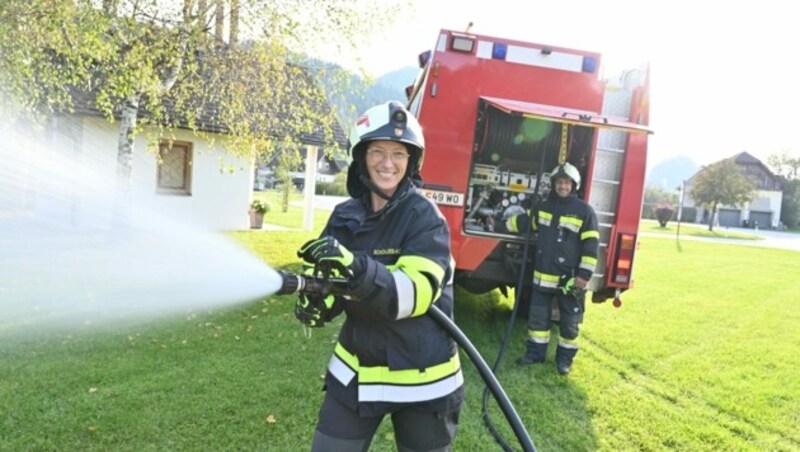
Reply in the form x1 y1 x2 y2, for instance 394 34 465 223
708 201 717 231
113 94 140 236
117 94 140 182
229 0 239 44
215 0 224 44
197 0 208 29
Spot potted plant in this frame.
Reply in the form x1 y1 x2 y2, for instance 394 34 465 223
249 198 271 229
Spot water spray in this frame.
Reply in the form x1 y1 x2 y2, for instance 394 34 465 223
0 122 283 334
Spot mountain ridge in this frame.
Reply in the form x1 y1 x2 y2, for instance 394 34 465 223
646 155 699 190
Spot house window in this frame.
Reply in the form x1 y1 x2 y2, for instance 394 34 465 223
158 141 193 195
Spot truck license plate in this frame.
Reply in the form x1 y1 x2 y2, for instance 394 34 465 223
422 189 464 206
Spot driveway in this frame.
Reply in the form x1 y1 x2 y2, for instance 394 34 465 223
642 226 800 252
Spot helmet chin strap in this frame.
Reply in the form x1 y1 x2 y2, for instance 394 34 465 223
359 173 393 201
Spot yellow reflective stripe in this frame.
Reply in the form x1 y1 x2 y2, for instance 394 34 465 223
561 216 583 228
559 336 579 349
528 330 550 343
334 341 359 369
581 230 600 240
538 211 552 228
395 255 444 317
360 353 461 385
508 215 520 233
534 270 560 289
333 342 461 385
406 270 434 317
395 256 445 284
580 255 597 273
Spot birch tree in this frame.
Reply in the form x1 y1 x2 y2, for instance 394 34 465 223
0 0 408 181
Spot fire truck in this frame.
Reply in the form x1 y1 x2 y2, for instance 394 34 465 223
406 29 652 306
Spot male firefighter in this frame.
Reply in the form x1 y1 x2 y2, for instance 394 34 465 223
294 101 463 451
499 162 599 375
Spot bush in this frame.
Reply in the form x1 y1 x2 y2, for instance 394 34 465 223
655 205 674 227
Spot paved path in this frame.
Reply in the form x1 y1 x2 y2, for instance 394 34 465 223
641 227 800 252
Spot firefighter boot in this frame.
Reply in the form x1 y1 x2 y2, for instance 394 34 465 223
555 345 578 375
516 340 547 365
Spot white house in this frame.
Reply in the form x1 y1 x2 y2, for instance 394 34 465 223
683 152 783 228
20 75 347 230
38 115 255 230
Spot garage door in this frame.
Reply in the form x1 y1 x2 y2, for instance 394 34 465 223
749 211 771 228
718 209 740 227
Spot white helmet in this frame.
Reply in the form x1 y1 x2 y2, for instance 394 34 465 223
348 101 425 169
550 162 581 191
346 101 426 198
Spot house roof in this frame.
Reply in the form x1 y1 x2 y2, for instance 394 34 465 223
68 63 347 149
686 151 781 190
733 151 763 166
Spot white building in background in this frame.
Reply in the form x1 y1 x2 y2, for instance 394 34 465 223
683 152 783 228
42 115 254 230
28 77 346 230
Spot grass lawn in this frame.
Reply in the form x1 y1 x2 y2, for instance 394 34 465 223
2 206 799 450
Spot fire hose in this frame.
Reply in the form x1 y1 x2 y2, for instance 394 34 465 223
275 270 536 452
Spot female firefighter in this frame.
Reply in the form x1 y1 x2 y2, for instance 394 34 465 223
499 162 599 375
294 101 463 451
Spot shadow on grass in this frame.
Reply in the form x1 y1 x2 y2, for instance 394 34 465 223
451 286 598 451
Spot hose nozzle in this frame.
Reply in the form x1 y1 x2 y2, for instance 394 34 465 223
276 270 305 295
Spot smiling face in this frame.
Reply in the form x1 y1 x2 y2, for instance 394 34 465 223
364 140 410 200
553 176 574 198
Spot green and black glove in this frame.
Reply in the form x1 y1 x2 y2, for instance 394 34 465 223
559 276 584 299
297 236 361 278
294 293 342 328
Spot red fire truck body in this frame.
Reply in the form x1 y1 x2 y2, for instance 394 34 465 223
405 29 652 304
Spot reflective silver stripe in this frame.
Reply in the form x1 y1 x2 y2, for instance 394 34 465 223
328 354 356 386
538 217 551 227
560 221 580 233
579 262 596 272
392 270 416 319
558 341 579 350
358 370 464 403
534 276 559 289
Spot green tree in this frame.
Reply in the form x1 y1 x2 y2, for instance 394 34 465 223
0 0 406 181
690 159 756 231
779 178 800 228
642 186 678 219
767 150 800 180
767 150 800 228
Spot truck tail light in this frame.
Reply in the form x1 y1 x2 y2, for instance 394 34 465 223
613 233 636 284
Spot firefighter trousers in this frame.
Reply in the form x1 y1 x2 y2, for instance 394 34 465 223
527 286 584 340
312 390 460 452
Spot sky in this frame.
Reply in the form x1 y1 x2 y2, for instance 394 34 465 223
335 0 800 172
